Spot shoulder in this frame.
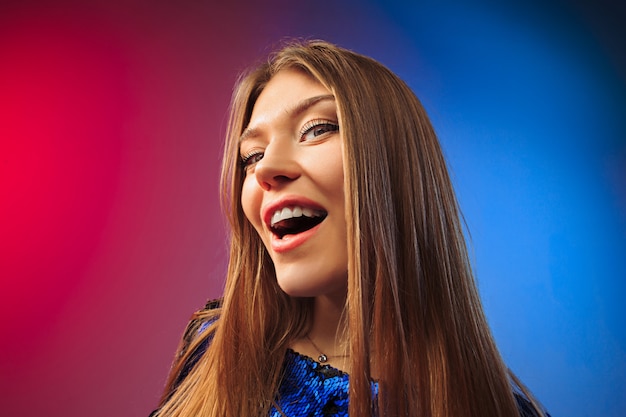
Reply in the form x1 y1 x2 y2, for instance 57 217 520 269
514 391 551 417
179 298 222 350
171 299 222 387
151 299 222 416
180 298 222 355
182 298 222 339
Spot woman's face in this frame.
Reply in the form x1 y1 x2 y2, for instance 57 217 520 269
240 69 348 300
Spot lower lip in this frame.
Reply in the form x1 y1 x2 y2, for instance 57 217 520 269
270 223 322 253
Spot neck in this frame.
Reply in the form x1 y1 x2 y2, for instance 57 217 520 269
307 294 347 355
288 292 350 371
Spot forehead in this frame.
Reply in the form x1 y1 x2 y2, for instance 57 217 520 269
248 69 332 126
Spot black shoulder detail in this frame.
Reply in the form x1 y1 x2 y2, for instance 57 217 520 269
203 298 223 311
152 300 222 415
169 299 221 395
514 392 550 417
179 298 222 350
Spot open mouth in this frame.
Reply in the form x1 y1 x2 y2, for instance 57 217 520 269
269 206 327 239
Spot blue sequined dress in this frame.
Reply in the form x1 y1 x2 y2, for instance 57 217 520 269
152 300 545 417
270 349 378 417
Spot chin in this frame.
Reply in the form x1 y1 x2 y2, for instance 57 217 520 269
275 271 348 299
275 279 316 298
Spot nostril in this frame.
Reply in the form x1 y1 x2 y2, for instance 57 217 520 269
256 167 300 190
259 174 296 191
252 147 301 189
274 174 293 182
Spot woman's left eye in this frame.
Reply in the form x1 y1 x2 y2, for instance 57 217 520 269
300 120 339 142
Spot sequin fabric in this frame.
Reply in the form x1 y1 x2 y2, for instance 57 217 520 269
151 301 546 417
270 349 379 417
162 302 379 417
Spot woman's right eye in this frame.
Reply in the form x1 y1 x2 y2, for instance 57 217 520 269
241 151 264 169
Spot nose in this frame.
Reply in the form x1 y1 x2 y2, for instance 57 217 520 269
254 141 300 191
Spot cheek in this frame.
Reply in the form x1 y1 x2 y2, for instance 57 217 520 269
322 154 345 199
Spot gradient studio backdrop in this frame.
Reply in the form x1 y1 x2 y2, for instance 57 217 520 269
0 0 624 416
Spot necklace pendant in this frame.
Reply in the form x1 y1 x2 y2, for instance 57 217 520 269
318 354 328 363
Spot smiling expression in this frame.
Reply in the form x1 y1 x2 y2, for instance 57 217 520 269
239 69 348 300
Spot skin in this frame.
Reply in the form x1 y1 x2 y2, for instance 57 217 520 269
239 69 349 369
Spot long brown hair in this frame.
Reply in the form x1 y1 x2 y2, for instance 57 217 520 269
155 40 544 417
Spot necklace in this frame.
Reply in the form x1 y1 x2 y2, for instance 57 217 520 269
305 334 349 363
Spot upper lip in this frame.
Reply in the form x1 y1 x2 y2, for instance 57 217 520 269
261 196 327 229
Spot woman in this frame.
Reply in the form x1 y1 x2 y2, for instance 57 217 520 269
152 40 547 417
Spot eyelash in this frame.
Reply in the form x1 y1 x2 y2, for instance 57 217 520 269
299 119 339 141
239 119 340 170
240 150 263 169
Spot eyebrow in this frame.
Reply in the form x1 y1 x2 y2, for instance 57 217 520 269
239 94 335 143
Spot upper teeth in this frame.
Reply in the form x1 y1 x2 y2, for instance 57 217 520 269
270 206 324 227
